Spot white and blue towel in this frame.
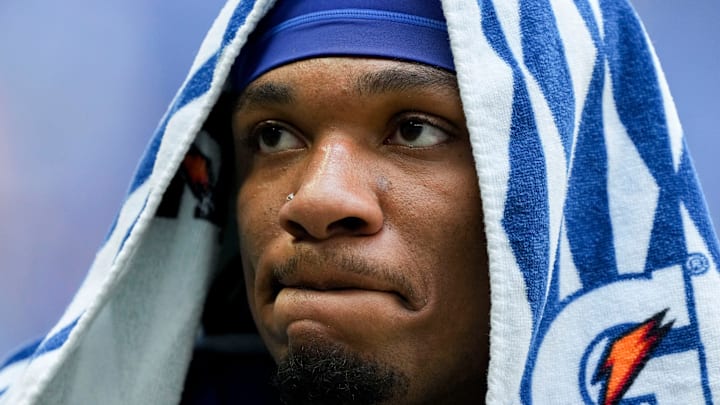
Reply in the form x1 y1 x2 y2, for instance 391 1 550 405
1 0 718 403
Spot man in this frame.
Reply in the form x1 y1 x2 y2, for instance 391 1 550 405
230 57 488 402
1 0 718 404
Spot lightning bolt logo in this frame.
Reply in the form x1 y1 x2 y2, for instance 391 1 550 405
592 309 674 405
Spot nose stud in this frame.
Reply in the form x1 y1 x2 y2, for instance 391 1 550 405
286 193 295 202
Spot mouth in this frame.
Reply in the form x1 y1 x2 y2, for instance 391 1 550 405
271 275 414 309
254 249 427 325
254 254 427 350
270 281 418 347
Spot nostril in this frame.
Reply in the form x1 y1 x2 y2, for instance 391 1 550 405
328 216 368 234
283 217 368 240
286 220 310 239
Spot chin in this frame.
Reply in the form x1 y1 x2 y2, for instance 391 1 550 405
272 339 408 405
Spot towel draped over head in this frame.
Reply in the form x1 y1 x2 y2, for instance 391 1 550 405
2 0 719 404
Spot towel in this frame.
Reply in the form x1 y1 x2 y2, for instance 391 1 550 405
1 0 718 403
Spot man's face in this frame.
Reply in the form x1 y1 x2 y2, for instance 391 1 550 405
233 58 488 404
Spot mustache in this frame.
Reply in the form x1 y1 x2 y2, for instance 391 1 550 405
270 248 418 302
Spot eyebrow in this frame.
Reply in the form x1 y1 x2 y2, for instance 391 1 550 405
234 63 458 112
234 82 295 111
354 65 458 96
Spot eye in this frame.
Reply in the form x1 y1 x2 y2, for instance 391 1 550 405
252 122 305 153
386 118 450 148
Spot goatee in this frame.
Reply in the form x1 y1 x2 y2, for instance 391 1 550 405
272 341 409 405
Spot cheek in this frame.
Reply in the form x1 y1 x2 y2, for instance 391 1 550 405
235 180 284 276
437 165 486 278
398 158 486 304
235 183 286 334
392 157 483 244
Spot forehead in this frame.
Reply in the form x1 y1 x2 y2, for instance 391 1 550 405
234 58 459 110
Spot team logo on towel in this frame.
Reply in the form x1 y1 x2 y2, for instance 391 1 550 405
527 257 715 404
591 310 673 405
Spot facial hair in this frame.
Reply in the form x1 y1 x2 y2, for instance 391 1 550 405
272 340 409 405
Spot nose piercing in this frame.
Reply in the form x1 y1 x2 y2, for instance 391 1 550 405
286 193 295 201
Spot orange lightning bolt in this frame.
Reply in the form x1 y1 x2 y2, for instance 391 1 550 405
593 309 674 405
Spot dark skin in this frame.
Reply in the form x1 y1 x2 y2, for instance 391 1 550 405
233 57 489 404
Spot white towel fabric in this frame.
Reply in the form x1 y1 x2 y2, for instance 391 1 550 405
1 0 718 404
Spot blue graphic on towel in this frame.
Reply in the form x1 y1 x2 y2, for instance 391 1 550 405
128 1 257 196
482 0 551 331
473 0 720 403
0 2 260 386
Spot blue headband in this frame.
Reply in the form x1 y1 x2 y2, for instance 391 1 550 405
231 0 455 91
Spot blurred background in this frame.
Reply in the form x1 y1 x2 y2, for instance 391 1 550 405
0 1 718 357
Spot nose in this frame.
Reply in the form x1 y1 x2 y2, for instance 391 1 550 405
278 141 384 240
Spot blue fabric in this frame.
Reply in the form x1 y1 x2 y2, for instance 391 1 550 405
129 1 256 195
34 317 81 357
0 317 80 375
0 340 41 370
231 0 454 90
520 0 575 159
497 0 719 402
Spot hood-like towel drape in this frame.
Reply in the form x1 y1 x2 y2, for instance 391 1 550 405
1 1 718 404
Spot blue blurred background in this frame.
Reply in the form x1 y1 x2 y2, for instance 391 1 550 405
0 1 718 357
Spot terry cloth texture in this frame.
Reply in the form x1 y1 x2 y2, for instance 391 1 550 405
1 0 719 404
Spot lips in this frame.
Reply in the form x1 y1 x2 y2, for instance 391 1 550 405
252 246 426 314
272 268 413 309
